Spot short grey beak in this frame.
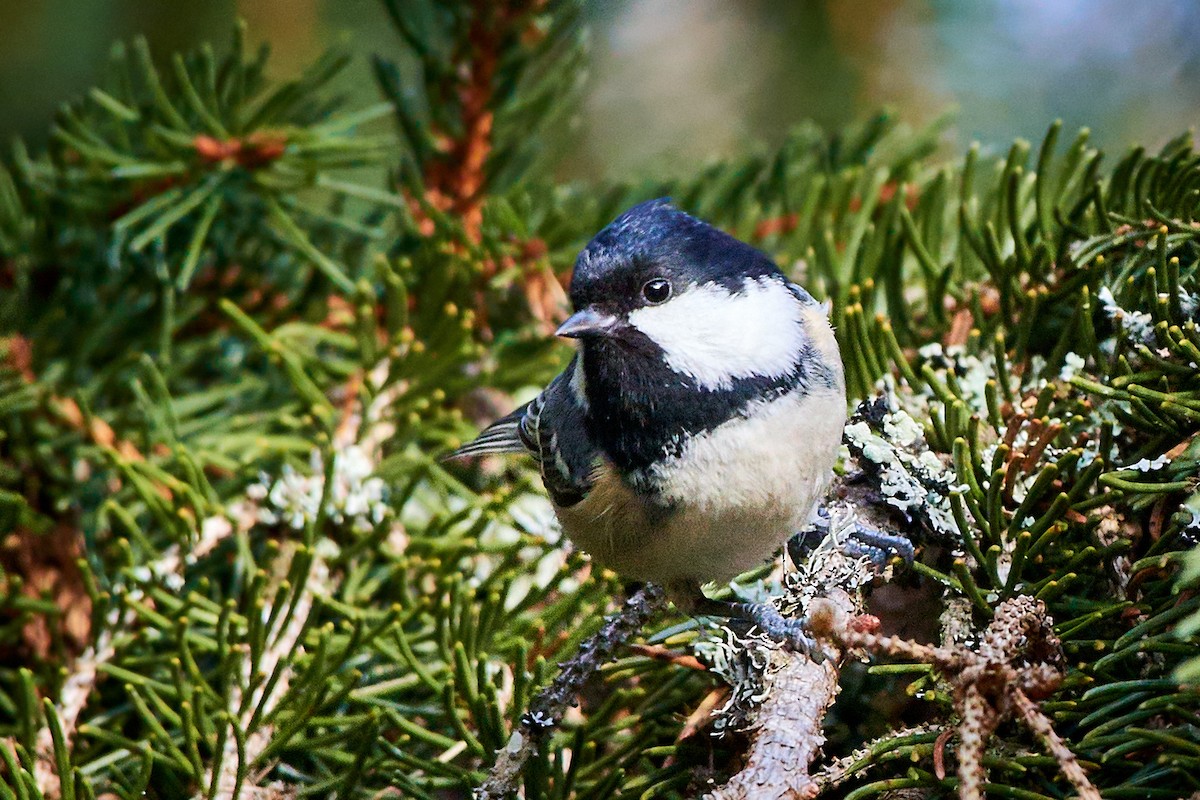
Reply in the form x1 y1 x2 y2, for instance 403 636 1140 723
556 308 620 339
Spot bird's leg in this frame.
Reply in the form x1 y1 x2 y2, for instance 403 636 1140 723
690 594 822 659
669 579 822 657
789 505 915 570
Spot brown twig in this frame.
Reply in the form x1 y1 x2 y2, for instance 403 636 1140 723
956 684 998 800
628 643 708 672
810 595 1099 800
933 726 954 780
671 687 731 753
1011 689 1099 800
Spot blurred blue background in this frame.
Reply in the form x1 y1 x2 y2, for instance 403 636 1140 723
2 0 1198 179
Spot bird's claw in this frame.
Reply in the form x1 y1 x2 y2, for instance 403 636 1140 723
841 523 915 567
789 506 915 570
733 601 825 661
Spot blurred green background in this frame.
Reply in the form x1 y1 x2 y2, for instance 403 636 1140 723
2 0 1199 181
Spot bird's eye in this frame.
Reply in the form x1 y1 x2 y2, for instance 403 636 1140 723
641 278 671 304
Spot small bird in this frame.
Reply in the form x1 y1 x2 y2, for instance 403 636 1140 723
452 199 846 641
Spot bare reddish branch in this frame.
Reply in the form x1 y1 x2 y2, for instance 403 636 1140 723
629 643 708 672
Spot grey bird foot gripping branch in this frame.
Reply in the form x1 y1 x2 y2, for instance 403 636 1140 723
791 504 917 568
694 597 824 659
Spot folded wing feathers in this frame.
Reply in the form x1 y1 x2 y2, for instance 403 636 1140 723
445 373 593 509
518 393 547 460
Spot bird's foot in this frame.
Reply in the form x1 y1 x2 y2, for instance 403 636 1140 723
789 506 915 570
841 522 915 568
734 601 821 658
696 598 823 660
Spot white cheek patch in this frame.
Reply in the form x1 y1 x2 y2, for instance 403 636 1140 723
627 277 806 389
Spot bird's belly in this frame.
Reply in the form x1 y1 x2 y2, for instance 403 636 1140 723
555 388 845 587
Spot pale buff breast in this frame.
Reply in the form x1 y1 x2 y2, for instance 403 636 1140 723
554 385 846 589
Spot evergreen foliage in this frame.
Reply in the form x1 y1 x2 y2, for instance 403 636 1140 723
1 3 1198 798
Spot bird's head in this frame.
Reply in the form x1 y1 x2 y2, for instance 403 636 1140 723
559 199 834 393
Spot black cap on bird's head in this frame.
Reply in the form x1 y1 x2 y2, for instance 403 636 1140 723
556 199 803 340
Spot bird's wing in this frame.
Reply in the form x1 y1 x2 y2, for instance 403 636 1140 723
449 357 599 507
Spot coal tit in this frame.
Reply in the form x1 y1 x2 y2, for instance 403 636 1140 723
452 199 846 636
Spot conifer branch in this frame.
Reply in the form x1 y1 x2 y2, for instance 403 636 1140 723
4 13 1200 796
810 595 1100 800
32 611 121 799
203 543 330 800
31 517 240 798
